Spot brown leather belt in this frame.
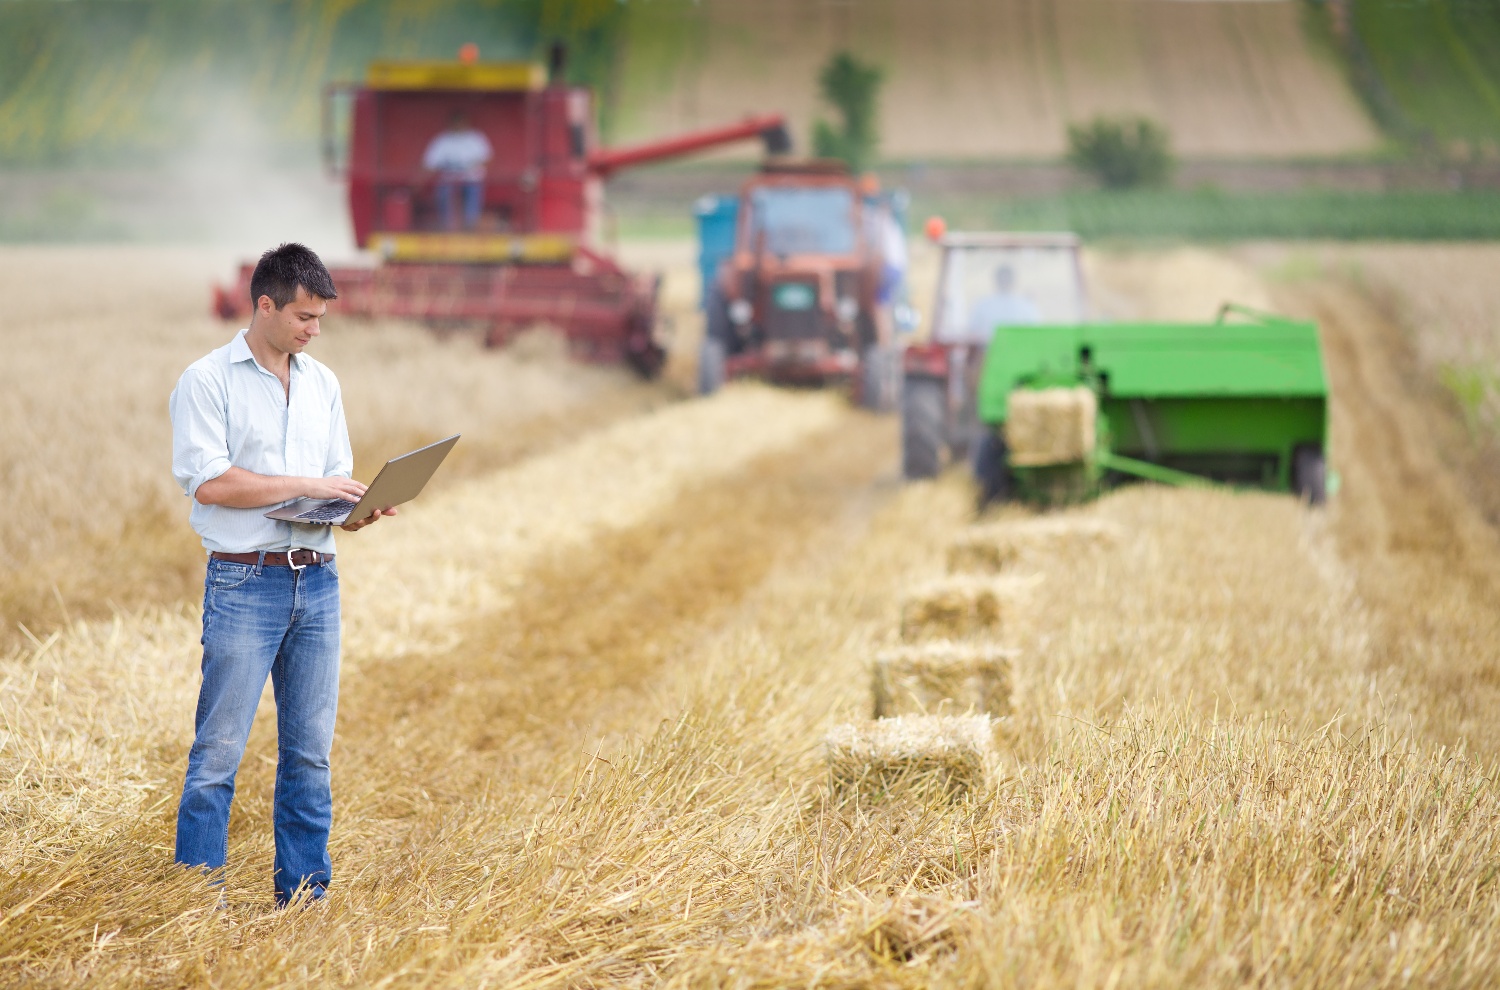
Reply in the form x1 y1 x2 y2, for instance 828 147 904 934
210 550 333 568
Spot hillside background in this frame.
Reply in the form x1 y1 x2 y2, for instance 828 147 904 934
615 0 1378 159
2 0 1499 244
5 0 1500 166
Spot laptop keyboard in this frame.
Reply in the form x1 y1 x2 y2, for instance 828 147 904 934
294 499 358 522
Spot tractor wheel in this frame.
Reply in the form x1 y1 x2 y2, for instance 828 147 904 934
1292 444 1327 506
901 376 946 479
973 430 1012 508
699 287 732 396
860 344 900 412
698 335 727 396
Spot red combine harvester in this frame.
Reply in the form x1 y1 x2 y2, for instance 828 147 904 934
213 51 788 377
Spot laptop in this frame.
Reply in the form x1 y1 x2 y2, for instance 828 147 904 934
264 434 460 526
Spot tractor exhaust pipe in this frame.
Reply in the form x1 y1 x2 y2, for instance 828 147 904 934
761 121 792 156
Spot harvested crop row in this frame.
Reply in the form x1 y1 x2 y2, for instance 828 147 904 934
0 385 849 956
9 247 1500 987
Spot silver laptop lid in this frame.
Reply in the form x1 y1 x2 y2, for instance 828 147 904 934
265 434 460 524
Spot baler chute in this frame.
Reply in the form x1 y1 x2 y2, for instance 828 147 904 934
974 303 1332 505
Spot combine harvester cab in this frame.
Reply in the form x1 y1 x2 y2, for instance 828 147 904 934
973 303 1332 506
695 162 912 409
213 49 789 378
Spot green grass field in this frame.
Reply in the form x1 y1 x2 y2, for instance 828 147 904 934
615 188 1500 243
1351 0 1500 146
952 188 1500 241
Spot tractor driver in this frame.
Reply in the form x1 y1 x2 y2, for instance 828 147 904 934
422 112 493 231
967 264 1041 340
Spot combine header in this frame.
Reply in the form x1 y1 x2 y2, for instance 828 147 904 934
214 50 789 377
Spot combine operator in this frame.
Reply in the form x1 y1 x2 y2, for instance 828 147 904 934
422 111 493 230
169 243 394 908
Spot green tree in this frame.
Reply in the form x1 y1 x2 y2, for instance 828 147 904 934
812 51 884 172
1066 116 1175 190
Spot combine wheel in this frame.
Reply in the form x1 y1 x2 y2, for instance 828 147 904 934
901 376 946 479
973 430 1012 507
1292 443 1327 506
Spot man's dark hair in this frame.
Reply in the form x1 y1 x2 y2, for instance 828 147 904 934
248 242 338 310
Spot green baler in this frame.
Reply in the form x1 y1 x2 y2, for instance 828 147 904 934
974 304 1331 505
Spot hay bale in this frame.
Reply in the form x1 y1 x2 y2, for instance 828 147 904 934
946 516 1120 573
899 576 1028 641
872 641 1015 718
825 715 996 800
945 531 1021 574
1005 387 1097 466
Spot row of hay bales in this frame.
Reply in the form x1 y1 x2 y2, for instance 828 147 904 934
826 515 1119 802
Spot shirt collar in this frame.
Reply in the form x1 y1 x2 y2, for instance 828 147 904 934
230 328 305 372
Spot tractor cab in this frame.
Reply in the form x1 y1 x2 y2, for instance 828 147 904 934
699 160 907 408
902 232 1086 478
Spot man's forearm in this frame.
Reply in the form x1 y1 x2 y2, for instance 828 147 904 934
195 467 310 508
196 467 365 508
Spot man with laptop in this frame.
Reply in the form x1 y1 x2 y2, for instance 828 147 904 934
169 242 452 908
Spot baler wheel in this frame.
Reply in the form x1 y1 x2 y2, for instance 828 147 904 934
1292 444 1327 506
973 431 1012 508
699 287 731 395
901 376 946 479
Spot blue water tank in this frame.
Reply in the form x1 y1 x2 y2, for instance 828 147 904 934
694 194 740 309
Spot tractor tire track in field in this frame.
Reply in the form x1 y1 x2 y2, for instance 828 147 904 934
227 410 899 869
1286 282 1500 755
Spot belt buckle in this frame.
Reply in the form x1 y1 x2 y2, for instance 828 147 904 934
287 547 308 573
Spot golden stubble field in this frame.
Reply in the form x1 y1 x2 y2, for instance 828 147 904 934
4 242 1500 987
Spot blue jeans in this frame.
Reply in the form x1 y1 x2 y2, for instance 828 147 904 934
175 556 341 906
435 177 483 230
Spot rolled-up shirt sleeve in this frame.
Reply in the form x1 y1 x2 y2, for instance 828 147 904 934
323 383 353 480
170 367 232 500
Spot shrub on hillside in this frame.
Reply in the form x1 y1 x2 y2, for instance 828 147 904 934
1067 116 1175 190
813 51 884 172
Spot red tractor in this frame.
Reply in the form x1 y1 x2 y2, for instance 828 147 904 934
696 161 909 408
901 230 1088 478
213 49 788 378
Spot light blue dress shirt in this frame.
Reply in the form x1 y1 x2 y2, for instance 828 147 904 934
170 329 352 555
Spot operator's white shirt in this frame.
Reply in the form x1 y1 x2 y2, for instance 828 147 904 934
422 129 493 182
170 329 353 555
966 294 1042 342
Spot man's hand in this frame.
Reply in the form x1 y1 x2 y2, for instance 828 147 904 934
340 506 397 533
304 476 367 502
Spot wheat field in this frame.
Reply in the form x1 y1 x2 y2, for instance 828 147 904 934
4 244 1500 987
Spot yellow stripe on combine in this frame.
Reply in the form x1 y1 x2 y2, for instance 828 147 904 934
365 61 545 92
366 232 577 264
